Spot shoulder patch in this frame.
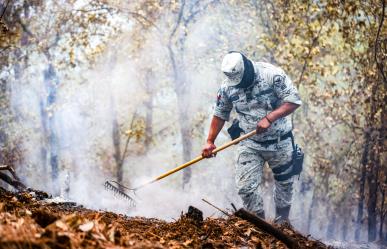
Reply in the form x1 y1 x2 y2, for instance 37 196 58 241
273 75 286 90
216 89 224 107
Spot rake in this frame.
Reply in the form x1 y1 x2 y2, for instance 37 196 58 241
104 180 136 207
105 130 257 205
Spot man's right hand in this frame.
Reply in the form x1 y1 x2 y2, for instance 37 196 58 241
202 141 217 158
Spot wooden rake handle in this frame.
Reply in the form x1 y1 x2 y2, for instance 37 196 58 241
140 130 257 188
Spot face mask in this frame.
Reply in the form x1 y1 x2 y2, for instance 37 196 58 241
235 53 255 89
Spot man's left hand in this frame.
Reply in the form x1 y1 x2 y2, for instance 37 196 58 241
256 117 271 134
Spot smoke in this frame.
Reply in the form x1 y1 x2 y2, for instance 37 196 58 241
4 1 373 244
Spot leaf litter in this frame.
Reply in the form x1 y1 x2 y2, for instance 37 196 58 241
0 187 331 249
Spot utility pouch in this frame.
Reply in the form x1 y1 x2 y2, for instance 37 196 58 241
227 119 244 140
292 145 304 177
289 133 304 179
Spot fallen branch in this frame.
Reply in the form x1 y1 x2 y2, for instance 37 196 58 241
0 165 26 191
201 198 231 217
0 172 26 191
234 208 297 249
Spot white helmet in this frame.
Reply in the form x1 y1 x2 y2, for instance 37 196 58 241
221 52 244 86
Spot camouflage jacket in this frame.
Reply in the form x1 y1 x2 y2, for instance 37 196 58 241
214 61 302 143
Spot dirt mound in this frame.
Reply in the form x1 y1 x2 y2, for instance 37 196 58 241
0 187 330 248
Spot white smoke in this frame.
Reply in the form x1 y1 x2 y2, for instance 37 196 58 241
5 3 269 220
4 1 372 244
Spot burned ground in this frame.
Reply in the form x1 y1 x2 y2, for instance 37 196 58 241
0 187 330 249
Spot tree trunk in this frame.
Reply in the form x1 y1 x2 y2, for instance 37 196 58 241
168 45 192 187
355 130 371 241
112 115 123 184
177 97 192 187
39 99 48 176
307 188 317 233
0 67 10 167
380 174 386 241
342 217 348 241
105 52 125 185
43 64 59 193
379 94 387 241
366 80 383 242
341 202 350 241
367 145 378 242
326 210 337 240
164 0 219 187
144 69 153 151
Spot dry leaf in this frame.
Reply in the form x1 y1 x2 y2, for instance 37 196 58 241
108 228 115 242
79 221 94 232
183 239 193 246
92 232 107 241
251 236 261 243
244 228 252 237
234 220 246 227
56 220 69 231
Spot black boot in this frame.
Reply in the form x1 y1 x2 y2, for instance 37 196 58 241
275 206 290 224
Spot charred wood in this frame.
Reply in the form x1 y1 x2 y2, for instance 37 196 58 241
0 171 26 191
234 208 298 249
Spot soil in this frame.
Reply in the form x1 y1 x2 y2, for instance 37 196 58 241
0 187 331 249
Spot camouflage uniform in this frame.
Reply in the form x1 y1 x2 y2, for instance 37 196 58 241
214 62 302 215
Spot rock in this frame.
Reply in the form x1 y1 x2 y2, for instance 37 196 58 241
185 206 203 224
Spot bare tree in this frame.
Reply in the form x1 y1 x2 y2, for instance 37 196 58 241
167 0 218 187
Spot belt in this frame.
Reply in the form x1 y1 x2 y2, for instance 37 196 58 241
256 131 293 147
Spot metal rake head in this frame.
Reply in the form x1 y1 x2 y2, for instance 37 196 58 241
104 180 136 207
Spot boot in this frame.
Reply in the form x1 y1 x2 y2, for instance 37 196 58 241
275 206 290 224
255 210 265 219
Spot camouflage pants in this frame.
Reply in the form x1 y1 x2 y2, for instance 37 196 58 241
235 138 294 215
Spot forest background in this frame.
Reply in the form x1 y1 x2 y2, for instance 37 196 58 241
0 0 386 244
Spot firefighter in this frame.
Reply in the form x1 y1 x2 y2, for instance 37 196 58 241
202 52 302 223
